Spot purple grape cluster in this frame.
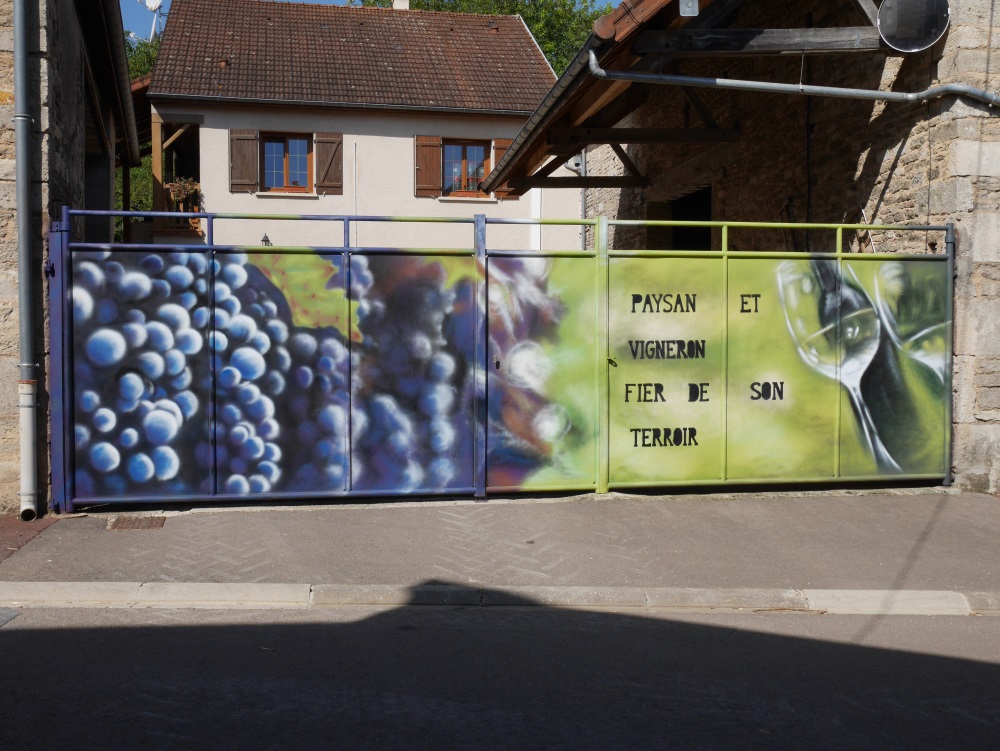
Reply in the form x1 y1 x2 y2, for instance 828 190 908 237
196 253 287 496
70 248 508 499
352 257 474 492
72 249 210 497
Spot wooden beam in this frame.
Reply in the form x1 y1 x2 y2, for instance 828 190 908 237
634 27 885 56
151 118 164 213
610 143 643 177
548 127 739 145
161 123 191 152
681 87 719 129
850 0 879 26
509 176 650 190
588 86 650 129
569 79 632 127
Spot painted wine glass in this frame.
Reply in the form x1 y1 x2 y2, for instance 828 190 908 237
874 261 949 389
777 259 900 471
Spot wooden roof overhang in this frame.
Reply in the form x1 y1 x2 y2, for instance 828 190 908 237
80 0 142 167
481 0 892 196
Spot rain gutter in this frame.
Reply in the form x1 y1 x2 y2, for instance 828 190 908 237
101 0 141 165
13 0 36 520
587 49 1000 109
148 92 537 119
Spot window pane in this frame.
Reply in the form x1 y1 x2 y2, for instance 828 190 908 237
443 144 462 196
466 145 485 183
264 141 284 189
288 138 309 187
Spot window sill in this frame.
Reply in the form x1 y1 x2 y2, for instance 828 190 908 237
255 192 321 199
438 196 498 204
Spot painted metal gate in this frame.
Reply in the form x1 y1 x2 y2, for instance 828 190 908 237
49 210 953 512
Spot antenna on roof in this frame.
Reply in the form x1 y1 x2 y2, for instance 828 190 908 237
138 0 164 43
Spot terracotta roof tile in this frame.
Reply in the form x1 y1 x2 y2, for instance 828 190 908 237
150 0 555 114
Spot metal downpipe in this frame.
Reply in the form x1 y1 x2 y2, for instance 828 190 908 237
588 50 1000 109
14 0 38 521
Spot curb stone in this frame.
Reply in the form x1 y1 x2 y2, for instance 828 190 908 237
0 582 991 615
135 582 312 609
801 589 971 615
965 591 1000 615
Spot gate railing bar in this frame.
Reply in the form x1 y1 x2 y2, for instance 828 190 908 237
485 217 598 226
612 219 950 232
208 243 219 494
474 214 487 499
609 473 945 490
48 212 70 511
721 243 730 482
608 250 950 261
61 486 482 506
486 249 595 258
344 223 353 494
945 224 956 485
597 216 610 495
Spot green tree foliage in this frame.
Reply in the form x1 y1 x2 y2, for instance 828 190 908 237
125 35 160 79
352 0 613 75
116 35 160 239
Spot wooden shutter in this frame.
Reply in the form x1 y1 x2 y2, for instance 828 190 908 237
492 138 519 201
229 129 258 193
414 135 442 197
315 132 344 195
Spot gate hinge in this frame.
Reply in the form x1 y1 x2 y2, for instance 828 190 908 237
44 261 55 277
50 221 71 233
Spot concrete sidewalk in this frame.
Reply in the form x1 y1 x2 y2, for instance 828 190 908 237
1 489 998 613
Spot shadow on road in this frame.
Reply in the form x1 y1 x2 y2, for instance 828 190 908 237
2 581 998 749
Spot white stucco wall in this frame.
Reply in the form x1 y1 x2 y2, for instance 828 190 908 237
152 103 583 252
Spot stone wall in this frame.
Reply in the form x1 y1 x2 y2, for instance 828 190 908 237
585 0 1000 491
0 0 85 514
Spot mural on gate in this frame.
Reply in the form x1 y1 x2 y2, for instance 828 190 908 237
607 255 949 484
67 240 949 501
69 247 590 498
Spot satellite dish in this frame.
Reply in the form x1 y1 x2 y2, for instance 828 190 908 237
877 0 950 53
144 0 162 10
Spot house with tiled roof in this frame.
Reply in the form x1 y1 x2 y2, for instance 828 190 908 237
145 0 581 249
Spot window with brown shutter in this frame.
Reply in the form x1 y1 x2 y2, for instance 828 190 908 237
259 133 313 192
492 138 518 201
229 129 259 193
315 132 343 195
414 135 442 197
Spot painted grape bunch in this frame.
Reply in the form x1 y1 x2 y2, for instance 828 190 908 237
69 247 510 497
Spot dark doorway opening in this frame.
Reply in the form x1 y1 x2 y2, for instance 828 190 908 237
646 186 713 250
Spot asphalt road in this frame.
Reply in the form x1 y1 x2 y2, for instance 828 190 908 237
3 605 999 750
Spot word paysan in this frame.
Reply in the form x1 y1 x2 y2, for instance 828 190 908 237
630 293 697 313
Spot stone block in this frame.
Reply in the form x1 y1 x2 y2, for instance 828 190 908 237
961 212 1000 262
954 470 991 494
951 141 1000 178
915 178 974 215
953 355 977 423
938 50 992 80
952 421 1000 469
975 372 1000 389
976 357 1000 374
945 25 990 49
971 262 1000 296
976 386 1000 411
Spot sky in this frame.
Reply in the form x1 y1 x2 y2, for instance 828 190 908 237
119 0 355 37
